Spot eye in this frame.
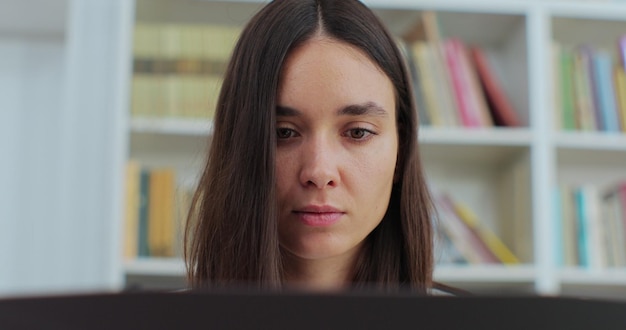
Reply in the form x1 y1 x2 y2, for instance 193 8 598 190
277 127 297 139
346 128 373 140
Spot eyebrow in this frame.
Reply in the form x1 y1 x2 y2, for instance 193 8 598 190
276 101 389 118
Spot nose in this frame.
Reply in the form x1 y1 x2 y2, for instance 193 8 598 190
299 136 340 189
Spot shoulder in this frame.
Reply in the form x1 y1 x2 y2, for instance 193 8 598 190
429 282 472 297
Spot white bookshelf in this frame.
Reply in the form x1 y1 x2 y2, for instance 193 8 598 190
118 0 626 297
6 0 624 297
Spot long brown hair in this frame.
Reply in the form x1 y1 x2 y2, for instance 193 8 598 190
185 0 434 293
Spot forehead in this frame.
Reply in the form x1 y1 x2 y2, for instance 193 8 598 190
281 37 387 83
277 37 396 115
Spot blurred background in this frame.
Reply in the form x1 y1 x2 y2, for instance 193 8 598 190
2 0 626 300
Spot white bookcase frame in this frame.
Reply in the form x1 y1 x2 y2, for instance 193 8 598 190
3 0 626 298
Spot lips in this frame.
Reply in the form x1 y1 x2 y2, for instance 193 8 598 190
294 205 344 227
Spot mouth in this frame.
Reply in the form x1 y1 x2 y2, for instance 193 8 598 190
293 205 344 227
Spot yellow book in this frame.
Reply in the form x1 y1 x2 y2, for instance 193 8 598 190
453 202 520 264
412 42 442 126
161 169 176 257
614 68 626 132
123 160 141 259
148 169 162 257
148 168 176 257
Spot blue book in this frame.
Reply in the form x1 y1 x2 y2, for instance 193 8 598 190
592 51 620 133
138 169 151 257
574 188 589 267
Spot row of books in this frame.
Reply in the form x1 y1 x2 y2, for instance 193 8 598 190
133 23 241 63
434 193 521 265
123 161 194 259
131 74 222 119
399 12 522 128
555 183 626 269
553 36 626 133
130 23 240 119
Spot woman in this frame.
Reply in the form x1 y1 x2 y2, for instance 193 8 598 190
185 0 435 294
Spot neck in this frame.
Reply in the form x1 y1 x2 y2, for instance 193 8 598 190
282 249 362 292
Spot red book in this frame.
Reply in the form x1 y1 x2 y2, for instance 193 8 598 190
444 39 481 127
470 47 522 127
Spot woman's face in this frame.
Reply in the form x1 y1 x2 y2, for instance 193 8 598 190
276 37 398 268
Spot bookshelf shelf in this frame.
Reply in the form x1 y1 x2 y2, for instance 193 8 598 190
555 132 626 152
131 117 212 136
559 269 626 300
559 268 626 286
435 264 536 283
546 2 626 21
124 258 185 277
420 127 532 146
435 264 536 294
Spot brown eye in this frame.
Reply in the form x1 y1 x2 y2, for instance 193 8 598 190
277 128 295 139
348 128 370 140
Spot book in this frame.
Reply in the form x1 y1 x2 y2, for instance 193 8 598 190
582 185 606 269
148 168 176 257
552 44 563 130
123 161 141 259
560 185 579 267
444 39 481 127
470 46 521 127
601 187 625 267
451 199 520 264
579 45 602 131
592 50 620 133
420 11 459 127
411 42 442 126
433 217 467 264
618 34 626 69
558 47 577 130
130 23 240 120
174 185 194 258
138 169 151 257
572 47 597 131
402 40 431 126
456 40 493 127
435 194 494 264
614 67 626 132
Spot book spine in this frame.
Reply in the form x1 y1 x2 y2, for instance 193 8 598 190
452 200 519 264
574 188 588 267
583 186 605 269
430 44 460 126
553 44 563 130
403 40 431 126
470 46 521 127
138 169 151 257
573 48 596 131
561 185 579 266
560 49 577 130
457 40 493 127
413 42 442 126
614 68 626 132
618 34 626 69
123 161 141 259
444 39 479 127
436 195 490 263
580 46 601 131
592 51 620 133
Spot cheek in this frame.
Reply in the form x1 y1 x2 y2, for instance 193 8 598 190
275 153 295 197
